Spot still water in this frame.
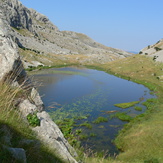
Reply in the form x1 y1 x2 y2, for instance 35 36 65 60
33 67 155 155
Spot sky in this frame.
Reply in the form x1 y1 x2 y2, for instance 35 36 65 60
19 0 163 52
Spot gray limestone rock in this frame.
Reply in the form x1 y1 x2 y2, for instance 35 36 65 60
140 39 163 62
0 9 27 85
30 87 44 111
0 0 132 65
33 111 78 163
18 99 38 117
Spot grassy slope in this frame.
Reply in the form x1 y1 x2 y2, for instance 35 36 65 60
97 55 163 163
0 82 62 163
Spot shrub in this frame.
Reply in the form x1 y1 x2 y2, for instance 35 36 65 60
154 47 162 51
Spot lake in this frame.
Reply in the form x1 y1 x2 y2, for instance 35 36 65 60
32 66 155 156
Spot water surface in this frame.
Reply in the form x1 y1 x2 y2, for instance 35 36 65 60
33 67 155 155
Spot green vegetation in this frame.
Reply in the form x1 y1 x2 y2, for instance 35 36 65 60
98 55 163 162
56 118 76 138
90 133 96 137
134 106 143 111
93 117 108 124
154 47 162 51
80 121 92 129
76 55 163 162
110 112 133 122
79 134 88 140
19 50 163 162
114 101 139 109
27 112 40 127
0 82 62 163
142 98 158 109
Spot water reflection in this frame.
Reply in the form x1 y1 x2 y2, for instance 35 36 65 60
33 67 155 155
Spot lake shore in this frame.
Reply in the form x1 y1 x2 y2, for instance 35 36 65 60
28 54 163 162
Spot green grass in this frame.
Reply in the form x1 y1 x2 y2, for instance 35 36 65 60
0 82 63 163
18 51 163 162
84 55 163 162
114 101 139 109
100 55 163 162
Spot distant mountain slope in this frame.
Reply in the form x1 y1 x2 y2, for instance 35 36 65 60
0 0 132 66
140 39 163 62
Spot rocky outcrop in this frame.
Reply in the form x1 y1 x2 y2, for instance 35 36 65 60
34 111 78 163
0 0 132 67
140 39 163 62
0 8 24 82
0 3 78 162
18 100 78 163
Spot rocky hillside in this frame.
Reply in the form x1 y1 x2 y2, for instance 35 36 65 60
140 39 163 62
0 0 132 67
0 1 78 162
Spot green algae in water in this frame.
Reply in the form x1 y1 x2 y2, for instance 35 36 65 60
90 133 96 137
49 88 108 122
114 101 140 109
93 117 108 124
79 134 88 140
110 112 132 122
134 106 143 111
80 121 92 129
34 67 156 156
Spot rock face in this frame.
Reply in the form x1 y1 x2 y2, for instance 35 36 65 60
0 8 24 82
0 2 78 162
140 39 163 62
0 0 132 67
34 112 78 163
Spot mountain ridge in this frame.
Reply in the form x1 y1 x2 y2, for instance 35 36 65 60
0 0 132 67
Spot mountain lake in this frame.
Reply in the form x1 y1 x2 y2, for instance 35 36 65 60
32 66 156 156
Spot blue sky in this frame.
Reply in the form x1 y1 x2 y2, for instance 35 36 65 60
19 0 163 52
